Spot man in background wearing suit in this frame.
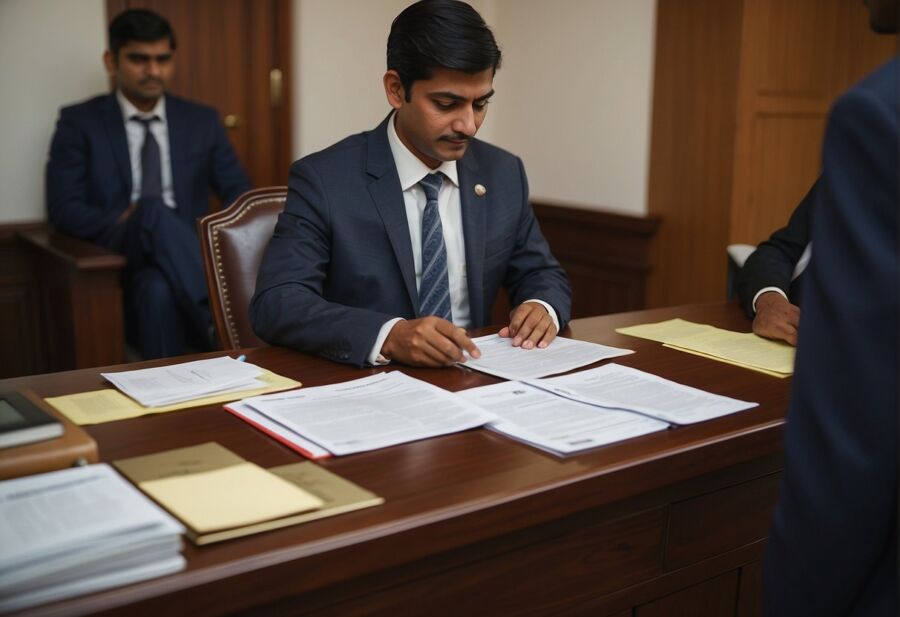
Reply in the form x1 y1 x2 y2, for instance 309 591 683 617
763 0 897 614
46 9 250 359
735 181 817 346
251 0 571 367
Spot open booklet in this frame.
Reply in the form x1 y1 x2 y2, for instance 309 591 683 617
230 363 755 460
461 364 757 456
236 371 496 457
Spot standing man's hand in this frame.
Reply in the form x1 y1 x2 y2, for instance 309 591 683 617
382 317 481 367
752 291 801 346
498 301 557 349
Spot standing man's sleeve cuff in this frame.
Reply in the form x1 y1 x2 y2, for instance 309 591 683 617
367 318 404 366
751 287 789 314
523 299 560 333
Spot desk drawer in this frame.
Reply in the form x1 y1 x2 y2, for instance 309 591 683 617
665 472 781 570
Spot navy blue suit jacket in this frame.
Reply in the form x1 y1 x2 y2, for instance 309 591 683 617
46 92 250 242
736 181 816 318
250 116 572 366
763 59 898 616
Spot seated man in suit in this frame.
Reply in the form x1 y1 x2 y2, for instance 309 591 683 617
763 1 897 614
46 9 251 359
735 181 816 346
251 0 571 367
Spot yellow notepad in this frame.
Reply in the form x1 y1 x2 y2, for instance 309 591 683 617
617 318 794 376
45 369 301 425
180 461 386 545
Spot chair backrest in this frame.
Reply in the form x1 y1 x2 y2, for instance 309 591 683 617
725 243 756 300
198 187 287 350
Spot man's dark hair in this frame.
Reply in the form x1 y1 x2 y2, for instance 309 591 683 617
108 9 176 56
387 0 501 100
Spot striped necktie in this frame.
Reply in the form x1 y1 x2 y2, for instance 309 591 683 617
417 173 452 321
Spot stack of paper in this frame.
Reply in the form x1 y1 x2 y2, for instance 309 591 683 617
45 368 301 426
232 372 496 457
114 442 327 544
459 364 757 456
0 464 185 613
463 334 633 380
102 356 269 406
615 318 794 377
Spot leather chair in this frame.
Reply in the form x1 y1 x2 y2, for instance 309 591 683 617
726 243 756 300
198 187 287 350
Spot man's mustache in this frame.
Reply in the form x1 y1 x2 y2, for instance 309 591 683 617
139 77 163 86
440 133 471 142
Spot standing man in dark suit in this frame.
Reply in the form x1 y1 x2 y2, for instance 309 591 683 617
736 181 817 346
46 9 251 359
251 0 571 367
763 1 898 614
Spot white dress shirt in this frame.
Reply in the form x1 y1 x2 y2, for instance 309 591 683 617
751 243 813 313
367 114 558 364
116 90 176 208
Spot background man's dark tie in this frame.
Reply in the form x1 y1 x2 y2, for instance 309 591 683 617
132 116 162 199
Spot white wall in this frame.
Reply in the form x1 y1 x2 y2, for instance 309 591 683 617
0 0 657 223
0 0 107 224
292 0 497 157
293 0 656 216
490 0 657 215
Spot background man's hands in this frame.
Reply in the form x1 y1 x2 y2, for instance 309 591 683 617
752 291 800 346
498 301 557 349
116 202 139 225
382 317 480 367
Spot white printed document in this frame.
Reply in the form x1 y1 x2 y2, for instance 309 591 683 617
463 334 633 380
243 372 496 456
530 363 757 425
224 401 332 460
102 356 264 407
459 381 668 455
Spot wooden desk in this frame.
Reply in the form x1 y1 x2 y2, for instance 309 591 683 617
7 302 787 617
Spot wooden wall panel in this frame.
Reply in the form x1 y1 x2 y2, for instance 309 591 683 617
0 223 127 378
534 203 659 319
646 0 744 308
647 0 896 308
0 224 44 378
732 114 825 243
753 0 836 97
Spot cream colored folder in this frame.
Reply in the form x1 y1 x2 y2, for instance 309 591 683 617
115 442 383 545
114 442 322 540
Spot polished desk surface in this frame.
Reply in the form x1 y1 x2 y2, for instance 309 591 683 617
6 302 789 617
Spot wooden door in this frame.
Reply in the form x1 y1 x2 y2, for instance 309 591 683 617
646 0 896 308
106 0 292 193
727 0 897 246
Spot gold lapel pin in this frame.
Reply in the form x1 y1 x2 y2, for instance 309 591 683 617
474 184 487 197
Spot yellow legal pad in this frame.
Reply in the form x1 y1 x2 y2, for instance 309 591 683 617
44 369 301 425
616 318 794 377
114 442 383 545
